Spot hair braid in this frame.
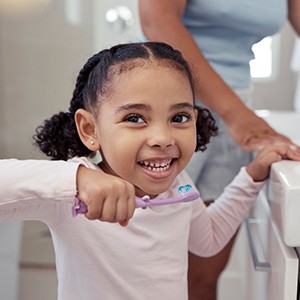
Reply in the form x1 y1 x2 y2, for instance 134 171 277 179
33 51 109 160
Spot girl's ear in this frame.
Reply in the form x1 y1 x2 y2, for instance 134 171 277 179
75 109 100 151
194 107 198 122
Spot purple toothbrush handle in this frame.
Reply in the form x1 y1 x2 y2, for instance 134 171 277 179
72 196 88 216
140 191 199 206
72 190 199 217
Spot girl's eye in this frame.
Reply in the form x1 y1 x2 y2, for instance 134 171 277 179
172 113 190 123
124 114 145 123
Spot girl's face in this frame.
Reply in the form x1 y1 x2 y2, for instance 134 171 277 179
95 65 197 198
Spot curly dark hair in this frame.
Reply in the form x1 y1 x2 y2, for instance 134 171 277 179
33 42 218 160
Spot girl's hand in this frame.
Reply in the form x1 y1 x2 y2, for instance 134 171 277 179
246 144 300 182
76 166 136 226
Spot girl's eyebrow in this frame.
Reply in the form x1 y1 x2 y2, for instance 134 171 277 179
115 103 151 113
170 102 195 111
115 102 194 113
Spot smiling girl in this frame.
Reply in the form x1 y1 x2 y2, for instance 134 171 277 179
1 42 300 299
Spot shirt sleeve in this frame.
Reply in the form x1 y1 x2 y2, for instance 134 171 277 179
0 159 82 224
188 167 265 257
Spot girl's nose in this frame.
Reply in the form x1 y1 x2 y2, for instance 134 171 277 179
147 126 175 149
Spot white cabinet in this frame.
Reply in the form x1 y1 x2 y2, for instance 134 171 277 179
218 189 299 300
244 189 298 300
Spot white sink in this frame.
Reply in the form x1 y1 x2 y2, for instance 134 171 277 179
259 110 300 247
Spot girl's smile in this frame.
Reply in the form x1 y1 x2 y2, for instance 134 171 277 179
138 158 173 172
94 64 198 197
138 157 176 179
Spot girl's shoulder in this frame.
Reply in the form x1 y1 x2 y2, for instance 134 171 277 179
68 156 99 170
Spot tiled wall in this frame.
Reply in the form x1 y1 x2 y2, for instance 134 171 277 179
0 0 141 159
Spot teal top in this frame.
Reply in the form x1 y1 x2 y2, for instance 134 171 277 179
182 0 287 89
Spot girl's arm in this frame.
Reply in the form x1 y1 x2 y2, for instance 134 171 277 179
0 159 135 225
189 144 300 256
138 0 295 151
0 159 80 222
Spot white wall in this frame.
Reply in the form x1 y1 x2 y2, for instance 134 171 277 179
0 0 141 159
252 23 298 110
0 1 94 159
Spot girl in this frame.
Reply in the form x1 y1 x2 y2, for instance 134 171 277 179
1 42 299 300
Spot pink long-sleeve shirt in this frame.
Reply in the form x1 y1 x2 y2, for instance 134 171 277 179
0 158 264 299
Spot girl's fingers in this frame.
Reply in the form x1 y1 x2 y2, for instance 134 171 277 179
119 220 129 227
115 195 135 223
116 184 136 225
99 194 135 224
99 195 118 222
84 197 105 220
247 143 300 182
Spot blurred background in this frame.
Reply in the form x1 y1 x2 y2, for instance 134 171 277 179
0 0 143 160
0 0 299 299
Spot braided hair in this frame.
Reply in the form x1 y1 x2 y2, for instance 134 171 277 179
33 42 217 160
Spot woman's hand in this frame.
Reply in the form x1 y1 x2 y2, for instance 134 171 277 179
76 166 136 226
246 144 300 181
226 107 295 152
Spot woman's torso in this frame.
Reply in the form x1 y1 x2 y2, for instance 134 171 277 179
182 0 287 89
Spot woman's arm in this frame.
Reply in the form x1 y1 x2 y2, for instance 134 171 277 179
138 0 295 151
139 1 242 122
289 0 300 35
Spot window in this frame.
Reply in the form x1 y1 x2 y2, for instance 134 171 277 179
250 35 280 80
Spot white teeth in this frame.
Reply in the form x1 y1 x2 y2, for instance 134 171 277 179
140 159 172 172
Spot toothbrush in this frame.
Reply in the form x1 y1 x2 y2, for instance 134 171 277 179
72 184 199 217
